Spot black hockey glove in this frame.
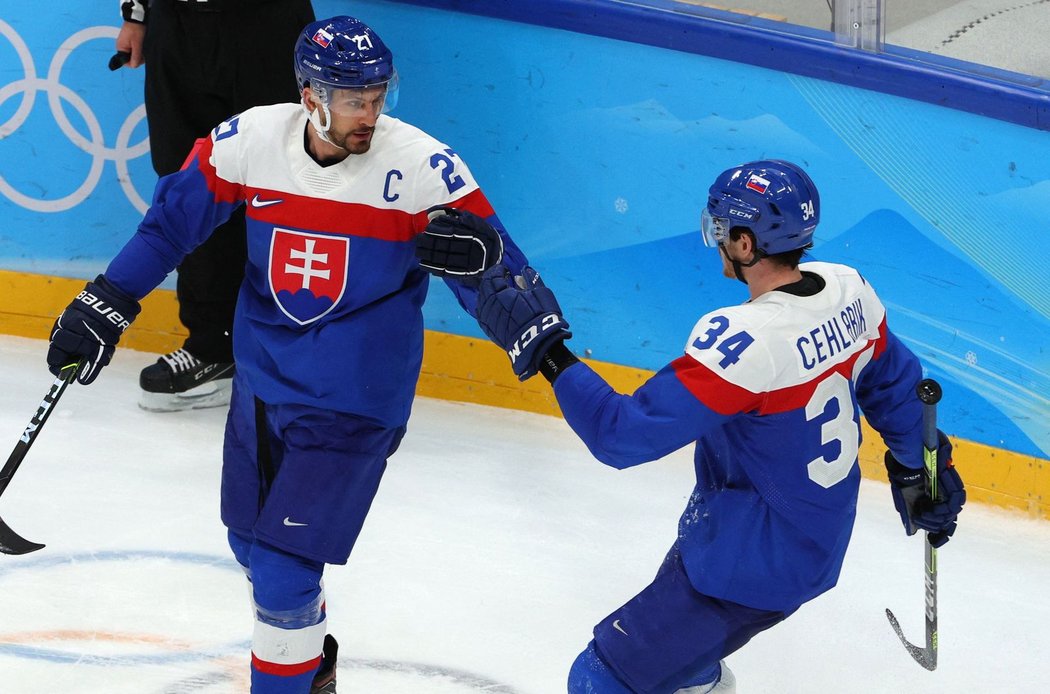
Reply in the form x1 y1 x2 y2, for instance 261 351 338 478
884 431 965 548
477 265 571 381
47 275 141 385
414 207 503 285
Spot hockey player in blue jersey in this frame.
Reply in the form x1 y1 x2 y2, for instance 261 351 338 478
429 160 966 693
45 15 525 694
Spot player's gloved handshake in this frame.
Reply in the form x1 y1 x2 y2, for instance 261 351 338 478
47 275 141 385
413 207 575 381
476 265 573 381
884 431 965 548
414 207 503 285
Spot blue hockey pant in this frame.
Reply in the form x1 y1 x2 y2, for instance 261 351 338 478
569 545 792 693
221 374 405 692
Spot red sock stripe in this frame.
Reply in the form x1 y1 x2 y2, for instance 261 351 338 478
251 652 322 677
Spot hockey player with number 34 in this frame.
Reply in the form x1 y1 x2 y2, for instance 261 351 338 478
45 15 526 694
423 160 967 693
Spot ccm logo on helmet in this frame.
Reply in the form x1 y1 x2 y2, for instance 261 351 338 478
507 314 563 364
75 290 132 332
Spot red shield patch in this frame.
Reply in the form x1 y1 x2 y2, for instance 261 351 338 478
268 228 349 325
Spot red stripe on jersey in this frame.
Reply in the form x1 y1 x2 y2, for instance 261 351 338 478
871 315 888 360
759 348 870 414
251 652 322 677
246 188 422 241
447 188 496 219
672 356 763 415
192 136 244 204
244 186 499 243
674 316 890 416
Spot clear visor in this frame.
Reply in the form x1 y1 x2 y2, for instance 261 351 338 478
316 71 400 116
700 208 731 248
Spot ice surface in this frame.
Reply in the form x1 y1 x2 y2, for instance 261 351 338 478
0 335 1047 693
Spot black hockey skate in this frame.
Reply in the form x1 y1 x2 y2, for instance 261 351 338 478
310 634 339 693
138 348 234 412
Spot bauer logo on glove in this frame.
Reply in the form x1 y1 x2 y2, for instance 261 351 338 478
75 288 134 332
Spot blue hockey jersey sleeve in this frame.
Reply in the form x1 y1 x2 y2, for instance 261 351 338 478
855 325 924 467
105 135 244 298
554 361 732 469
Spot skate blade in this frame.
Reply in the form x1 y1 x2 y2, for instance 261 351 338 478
138 379 233 412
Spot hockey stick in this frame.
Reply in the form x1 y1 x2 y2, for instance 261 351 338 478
885 377 942 670
0 362 80 555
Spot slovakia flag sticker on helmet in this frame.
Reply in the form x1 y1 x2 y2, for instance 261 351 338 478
745 174 770 194
312 28 333 48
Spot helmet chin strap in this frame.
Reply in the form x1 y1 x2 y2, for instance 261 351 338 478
719 243 763 283
305 99 347 151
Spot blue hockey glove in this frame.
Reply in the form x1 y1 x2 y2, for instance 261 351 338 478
414 207 504 284
884 431 965 548
47 275 141 385
477 265 571 381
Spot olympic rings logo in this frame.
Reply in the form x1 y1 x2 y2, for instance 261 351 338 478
0 21 150 214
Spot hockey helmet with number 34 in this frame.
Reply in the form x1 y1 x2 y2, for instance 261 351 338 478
701 160 820 255
293 16 399 113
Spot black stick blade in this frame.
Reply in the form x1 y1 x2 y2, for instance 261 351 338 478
885 608 937 671
0 516 44 555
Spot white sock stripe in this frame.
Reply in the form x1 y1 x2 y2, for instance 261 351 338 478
252 616 327 666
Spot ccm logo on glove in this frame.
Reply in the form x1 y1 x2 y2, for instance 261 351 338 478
508 314 564 365
75 289 133 332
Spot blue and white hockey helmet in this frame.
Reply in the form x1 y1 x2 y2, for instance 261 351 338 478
701 160 819 255
293 16 399 113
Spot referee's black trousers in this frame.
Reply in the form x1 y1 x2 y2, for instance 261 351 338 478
143 0 315 363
